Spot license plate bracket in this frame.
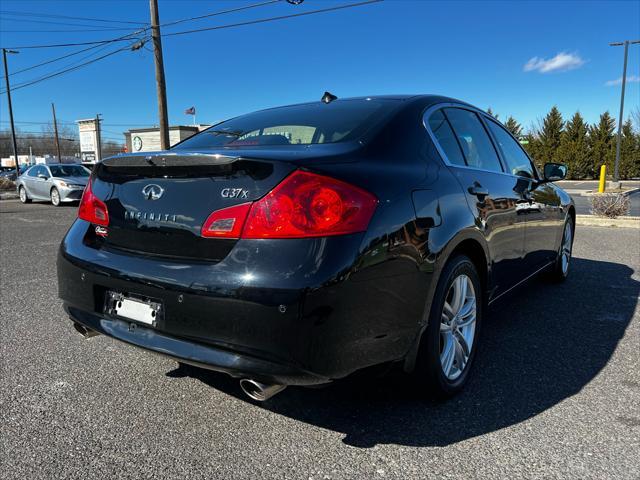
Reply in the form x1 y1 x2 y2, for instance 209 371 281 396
104 291 163 327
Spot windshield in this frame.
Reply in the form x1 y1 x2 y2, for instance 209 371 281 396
49 165 90 177
174 99 399 150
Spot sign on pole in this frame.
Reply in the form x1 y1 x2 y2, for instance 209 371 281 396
77 119 101 165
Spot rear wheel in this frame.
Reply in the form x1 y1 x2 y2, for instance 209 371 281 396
414 255 483 399
547 217 574 282
19 186 31 204
50 187 61 207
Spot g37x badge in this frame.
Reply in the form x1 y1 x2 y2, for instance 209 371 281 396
221 188 249 199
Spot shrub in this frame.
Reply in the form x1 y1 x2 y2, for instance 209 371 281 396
0 177 16 191
590 193 631 218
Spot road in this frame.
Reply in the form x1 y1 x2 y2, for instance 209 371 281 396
1 201 639 479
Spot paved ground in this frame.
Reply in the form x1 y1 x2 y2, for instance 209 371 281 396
1 202 639 479
556 180 640 216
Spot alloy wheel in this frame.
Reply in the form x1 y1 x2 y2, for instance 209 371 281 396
561 221 573 275
440 274 477 380
19 187 26 203
51 189 60 206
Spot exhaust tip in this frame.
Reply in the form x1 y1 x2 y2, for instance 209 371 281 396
239 379 286 402
73 322 99 339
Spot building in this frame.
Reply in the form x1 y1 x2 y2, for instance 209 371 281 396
124 125 210 153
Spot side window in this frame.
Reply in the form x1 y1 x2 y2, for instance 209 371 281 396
485 119 535 178
427 110 466 166
443 108 503 173
29 166 42 177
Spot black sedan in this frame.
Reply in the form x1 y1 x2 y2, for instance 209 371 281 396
57 95 574 401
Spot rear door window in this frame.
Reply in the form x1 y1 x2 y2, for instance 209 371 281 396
485 119 536 178
443 108 504 173
427 110 466 166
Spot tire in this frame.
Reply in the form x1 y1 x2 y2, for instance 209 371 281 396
50 187 61 207
19 186 31 204
547 216 574 282
414 254 483 399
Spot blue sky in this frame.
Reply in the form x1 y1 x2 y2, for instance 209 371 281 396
0 0 639 143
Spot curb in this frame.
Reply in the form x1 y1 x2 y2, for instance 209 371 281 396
578 187 640 197
0 192 18 200
576 214 640 228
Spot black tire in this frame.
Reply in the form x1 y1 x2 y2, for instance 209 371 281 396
547 216 574 282
50 187 61 207
19 186 31 204
414 254 483 399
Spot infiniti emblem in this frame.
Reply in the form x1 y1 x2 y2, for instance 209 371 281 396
142 184 164 200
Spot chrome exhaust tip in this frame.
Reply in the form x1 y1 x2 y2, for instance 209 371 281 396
239 378 286 402
73 322 99 339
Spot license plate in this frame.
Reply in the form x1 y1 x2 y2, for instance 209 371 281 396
105 291 162 326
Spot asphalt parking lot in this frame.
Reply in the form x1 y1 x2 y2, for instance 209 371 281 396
1 200 639 479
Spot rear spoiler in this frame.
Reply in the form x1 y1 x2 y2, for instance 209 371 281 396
101 153 239 168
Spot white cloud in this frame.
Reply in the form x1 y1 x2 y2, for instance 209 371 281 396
605 75 640 86
523 52 585 73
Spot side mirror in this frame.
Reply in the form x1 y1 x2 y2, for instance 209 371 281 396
542 163 567 182
37 173 49 180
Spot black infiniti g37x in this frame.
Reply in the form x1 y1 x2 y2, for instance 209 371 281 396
58 95 575 401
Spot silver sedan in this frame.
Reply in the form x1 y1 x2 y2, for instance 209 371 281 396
16 163 91 206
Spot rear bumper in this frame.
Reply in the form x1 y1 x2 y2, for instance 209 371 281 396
58 219 428 385
65 305 327 385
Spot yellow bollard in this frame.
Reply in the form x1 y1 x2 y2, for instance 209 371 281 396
598 165 606 193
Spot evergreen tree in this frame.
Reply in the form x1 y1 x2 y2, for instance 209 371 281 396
618 119 640 179
486 107 498 119
556 112 590 179
536 106 564 169
504 116 523 137
588 112 616 177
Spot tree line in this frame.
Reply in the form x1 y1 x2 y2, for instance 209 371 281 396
0 123 123 161
487 106 640 180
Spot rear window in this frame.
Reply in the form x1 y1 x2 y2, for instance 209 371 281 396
174 99 398 150
49 165 90 177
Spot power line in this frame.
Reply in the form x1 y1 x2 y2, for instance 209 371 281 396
0 17 144 29
0 10 147 26
162 0 383 38
160 0 281 28
0 39 147 94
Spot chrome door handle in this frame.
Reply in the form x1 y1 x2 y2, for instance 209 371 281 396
468 183 489 197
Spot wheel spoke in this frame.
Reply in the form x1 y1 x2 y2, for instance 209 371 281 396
441 333 455 376
453 336 467 369
457 297 476 320
443 301 455 321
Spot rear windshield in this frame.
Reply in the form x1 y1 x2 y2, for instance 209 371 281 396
49 165 90 177
174 99 398 150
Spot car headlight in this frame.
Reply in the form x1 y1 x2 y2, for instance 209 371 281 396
58 181 68 187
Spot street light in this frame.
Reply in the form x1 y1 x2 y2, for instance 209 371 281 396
609 39 640 184
2 48 20 178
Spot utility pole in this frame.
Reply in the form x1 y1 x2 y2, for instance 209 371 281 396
51 103 62 162
95 114 103 162
2 48 20 178
609 39 640 183
149 0 170 150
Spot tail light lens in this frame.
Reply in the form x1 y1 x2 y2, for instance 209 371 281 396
201 170 377 239
201 202 251 238
78 177 109 227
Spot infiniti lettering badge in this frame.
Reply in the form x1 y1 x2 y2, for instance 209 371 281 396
142 184 164 200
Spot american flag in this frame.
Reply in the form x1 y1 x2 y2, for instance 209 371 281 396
184 106 196 115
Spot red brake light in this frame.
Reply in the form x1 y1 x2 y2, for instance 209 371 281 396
201 202 251 238
242 170 378 239
78 177 109 227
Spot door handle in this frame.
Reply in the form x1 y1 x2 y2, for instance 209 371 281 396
468 183 489 197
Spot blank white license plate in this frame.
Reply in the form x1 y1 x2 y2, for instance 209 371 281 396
112 296 159 326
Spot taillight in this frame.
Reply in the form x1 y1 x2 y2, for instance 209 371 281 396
78 177 109 227
201 202 251 238
244 170 377 238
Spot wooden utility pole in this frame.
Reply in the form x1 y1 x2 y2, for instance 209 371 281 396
3 48 20 177
149 0 170 150
51 103 62 162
